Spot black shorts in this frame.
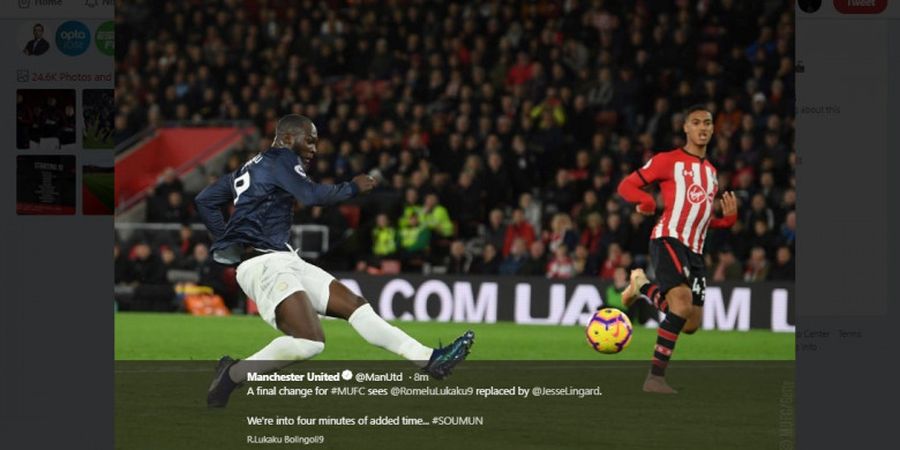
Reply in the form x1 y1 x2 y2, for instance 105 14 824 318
649 237 707 306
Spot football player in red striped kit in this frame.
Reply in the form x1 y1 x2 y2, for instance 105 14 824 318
617 105 738 394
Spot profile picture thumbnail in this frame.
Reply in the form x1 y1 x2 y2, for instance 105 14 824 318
16 89 77 150
83 89 115 149
16 155 76 215
22 22 50 56
798 0 822 13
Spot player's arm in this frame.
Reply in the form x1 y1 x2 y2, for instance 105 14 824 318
709 191 738 228
617 156 664 215
274 153 375 206
194 174 233 240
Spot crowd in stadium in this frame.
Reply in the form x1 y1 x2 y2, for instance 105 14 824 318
115 0 796 309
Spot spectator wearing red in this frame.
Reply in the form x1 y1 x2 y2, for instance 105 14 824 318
598 243 624 281
545 213 578 254
546 245 575 280
744 247 770 281
177 223 203 258
715 97 743 136
502 208 536 257
713 247 744 282
506 52 534 86
518 192 543 235
568 150 592 185
580 212 604 256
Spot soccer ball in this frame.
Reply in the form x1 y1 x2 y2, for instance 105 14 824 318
586 308 634 354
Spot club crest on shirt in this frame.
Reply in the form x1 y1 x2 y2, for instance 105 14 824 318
687 184 707 204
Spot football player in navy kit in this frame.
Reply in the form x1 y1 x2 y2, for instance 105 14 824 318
197 115 474 407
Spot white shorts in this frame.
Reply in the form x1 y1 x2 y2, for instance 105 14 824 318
235 252 335 330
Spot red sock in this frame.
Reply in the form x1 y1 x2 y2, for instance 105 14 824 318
640 283 668 313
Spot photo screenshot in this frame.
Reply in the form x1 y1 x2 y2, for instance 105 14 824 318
3 0 899 449
114 1 795 449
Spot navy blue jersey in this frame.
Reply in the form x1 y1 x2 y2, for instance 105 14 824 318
195 147 358 264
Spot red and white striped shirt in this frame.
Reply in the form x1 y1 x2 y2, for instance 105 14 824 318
632 148 719 254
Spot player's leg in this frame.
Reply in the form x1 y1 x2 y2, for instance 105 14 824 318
643 284 691 394
683 306 702 334
682 262 708 335
641 238 695 394
622 269 668 312
325 280 433 363
324 279 474 378
208 291 326 408
620 269 644 308
208 254 325 407
228 292 326 381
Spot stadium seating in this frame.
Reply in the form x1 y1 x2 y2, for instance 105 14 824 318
115 0 795 302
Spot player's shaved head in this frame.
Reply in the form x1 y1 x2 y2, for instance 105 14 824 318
275 114 314 137
272 114 319 163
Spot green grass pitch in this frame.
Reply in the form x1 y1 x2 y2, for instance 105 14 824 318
116 313 794 449
115 312 795 360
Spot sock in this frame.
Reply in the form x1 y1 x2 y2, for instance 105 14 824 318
228 336 325 383
348 304 433 366
650 312 687 377
639 283 668 313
